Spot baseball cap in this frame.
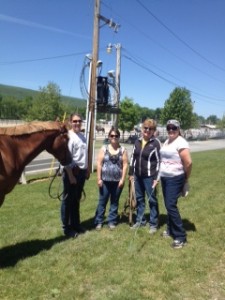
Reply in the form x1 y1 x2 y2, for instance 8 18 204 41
167 119 180 128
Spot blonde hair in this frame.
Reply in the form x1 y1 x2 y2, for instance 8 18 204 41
142 119 157 130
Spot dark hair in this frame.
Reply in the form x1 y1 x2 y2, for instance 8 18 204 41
108 127 120 138
69 113 82 121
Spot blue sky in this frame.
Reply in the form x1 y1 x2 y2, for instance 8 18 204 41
1 0 225 119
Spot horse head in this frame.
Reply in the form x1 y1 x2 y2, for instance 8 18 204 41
46 122 72 166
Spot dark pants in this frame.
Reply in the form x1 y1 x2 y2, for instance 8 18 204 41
61 169 86 235
161 174 186 242
134 175 159 227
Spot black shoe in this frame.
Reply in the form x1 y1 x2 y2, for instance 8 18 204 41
64 230 79 238
76 226 87 234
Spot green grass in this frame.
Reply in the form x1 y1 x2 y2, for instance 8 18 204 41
0 150 225 300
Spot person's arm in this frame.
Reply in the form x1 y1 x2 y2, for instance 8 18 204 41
97 147 105 187
128 145 135 177
179 148 192 180
152 139 161 189
119 149 128 188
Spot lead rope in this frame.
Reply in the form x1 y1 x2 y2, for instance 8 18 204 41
48 166 86 202
48 166 63 201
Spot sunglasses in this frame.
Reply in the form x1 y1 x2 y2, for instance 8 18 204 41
167 125 178 131
110 135 119 138
144 127 154 131
72 120 82 124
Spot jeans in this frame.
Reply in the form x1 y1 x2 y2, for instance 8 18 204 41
134 175 159 227
61 169 86 234
94 181 122 225
161 174 186 242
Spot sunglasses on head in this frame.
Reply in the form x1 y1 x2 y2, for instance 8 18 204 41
167 125 178 131
144 127 154 131
72 120 82 123
110 134 119 138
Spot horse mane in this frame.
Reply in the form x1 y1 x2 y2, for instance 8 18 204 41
0 121 62 136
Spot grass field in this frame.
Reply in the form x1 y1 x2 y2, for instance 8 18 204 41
0 150 224 300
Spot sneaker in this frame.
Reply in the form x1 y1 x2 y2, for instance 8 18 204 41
130 222 141 229
108 224 116 230
171 239 186 249
95 224 102 231
161 230 171 238
149 227 157 234
130 222 146 229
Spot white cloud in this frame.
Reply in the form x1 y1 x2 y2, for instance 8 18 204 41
0 14 90 39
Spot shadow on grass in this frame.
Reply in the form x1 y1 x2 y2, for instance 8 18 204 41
159 214 197 232
0 236 66 269
118 212 197 232
80 217 96 231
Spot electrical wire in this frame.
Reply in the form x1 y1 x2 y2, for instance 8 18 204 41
123 53 225 102
136 0 225 73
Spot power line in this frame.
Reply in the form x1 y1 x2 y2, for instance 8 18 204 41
123 53 225 102
123 48 225 100
136 0 225 73
0 51 89 65
102 1 225 86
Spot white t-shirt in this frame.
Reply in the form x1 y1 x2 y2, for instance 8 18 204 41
67 130 88 169
159 136 189 177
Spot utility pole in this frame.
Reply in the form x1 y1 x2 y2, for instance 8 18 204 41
87 0 100 173
114 43 121 128
87 0 120 172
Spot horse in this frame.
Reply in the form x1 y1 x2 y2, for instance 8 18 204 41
0 121 71 207
96 125 105 135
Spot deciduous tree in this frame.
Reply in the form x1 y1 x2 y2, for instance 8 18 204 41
160 87 194 129
27 82 63 121
118 97 139 136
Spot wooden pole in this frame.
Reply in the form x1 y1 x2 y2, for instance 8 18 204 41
88 0 100 172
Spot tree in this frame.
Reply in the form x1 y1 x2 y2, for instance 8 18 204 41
118 97 139 136
154 108 163 123
196 115 206 126
134 104 155 122
160 87 194 129
217 114 225 130
27 82 64 121
206 115 219 125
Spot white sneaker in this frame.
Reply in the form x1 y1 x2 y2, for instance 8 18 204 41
96 224 102 230
108 224 116 230
149 227 157 234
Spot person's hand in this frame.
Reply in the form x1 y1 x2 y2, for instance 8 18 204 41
118 179 124 188
152 179 159 189
129 176 134 182
97 179 103 187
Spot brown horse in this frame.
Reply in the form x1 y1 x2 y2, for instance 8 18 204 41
0 121 71 207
